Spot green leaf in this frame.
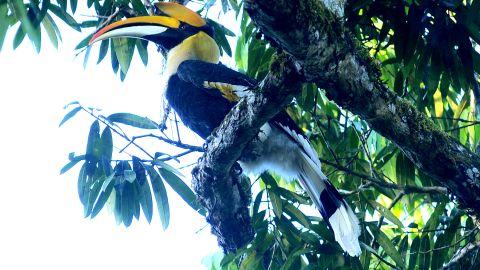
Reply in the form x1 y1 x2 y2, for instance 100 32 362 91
70 0 77 13
139 180 154 223
99 127 113 161
239 251 262 270
284 203 310 228
147 166 170 230
281 248 311 270
60 155 85 174
369 224 405 269
396 152 415 185
48 4 80 31
398 235 409 259
277 187 310 205
59 106 81 127
418 235 431 270
0 3 10 50
311 222 335 243
42 14 58 48
252 190 263 215
121 182 135 227
131 0 148 15
431 233 448 270
97 40 109 64
86 120 100 158
158 167 204 215
113 37 135 75
408 236 420 270
85 173 107 217
9 0 40 51
268 189 282 218
369 200 403 228
110 41 119 73
136 40 148 66
12 25 25 49
57 0 66 11
77 163 88 206
90 174 115 218
74 33 93 50
107 113 158 129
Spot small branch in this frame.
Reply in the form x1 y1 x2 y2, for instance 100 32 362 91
80 106 154 159
446 122 480 132
431 117 480 123
137 133 203 151
319 157 448 195
158 149 197 162
443 240 480 269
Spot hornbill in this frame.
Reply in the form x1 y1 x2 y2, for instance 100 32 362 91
88 2 361 256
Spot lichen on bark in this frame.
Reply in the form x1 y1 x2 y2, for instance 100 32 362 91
245 0 480 215
191 53 302 252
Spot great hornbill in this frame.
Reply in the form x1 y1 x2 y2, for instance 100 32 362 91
88 2 361 256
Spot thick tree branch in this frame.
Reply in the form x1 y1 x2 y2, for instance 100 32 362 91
245 0 480 214
191 54 302 252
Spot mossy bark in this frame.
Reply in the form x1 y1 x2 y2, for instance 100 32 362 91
245 0 480 214
192 54 302 252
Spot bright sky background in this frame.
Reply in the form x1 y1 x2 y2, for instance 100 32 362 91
0 4 238 269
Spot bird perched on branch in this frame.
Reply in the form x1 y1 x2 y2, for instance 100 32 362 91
88 2 361 256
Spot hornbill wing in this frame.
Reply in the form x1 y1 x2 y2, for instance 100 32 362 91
177 60 361 256
177 60 257 102
176 60 316 160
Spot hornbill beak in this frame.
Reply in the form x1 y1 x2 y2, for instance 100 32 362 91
88 2 207 49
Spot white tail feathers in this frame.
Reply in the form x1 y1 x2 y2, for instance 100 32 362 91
297 151 362 256
328 203 362 257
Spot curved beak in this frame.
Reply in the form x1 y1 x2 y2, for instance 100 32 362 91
88 16 181 45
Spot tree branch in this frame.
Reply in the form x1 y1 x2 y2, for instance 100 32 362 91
244 0 480 215
191 54 303 252
443 240 480 269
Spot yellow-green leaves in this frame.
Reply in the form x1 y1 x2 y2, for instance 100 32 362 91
113 37 135 76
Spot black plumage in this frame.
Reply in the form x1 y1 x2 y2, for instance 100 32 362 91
166 74 234 139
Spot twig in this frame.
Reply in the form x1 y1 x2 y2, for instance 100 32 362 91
431 117 480 123
319 157 448 195
129 133 203 151
80 106 154 159
446 122 480 132
158 149 197 162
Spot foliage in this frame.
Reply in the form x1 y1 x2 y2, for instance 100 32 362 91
2 0 480 269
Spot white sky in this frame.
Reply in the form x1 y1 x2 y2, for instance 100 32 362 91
0 5 238 269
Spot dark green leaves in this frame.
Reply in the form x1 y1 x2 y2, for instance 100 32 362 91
408 236 421 270
369 224 405 269
396 153 415 186
146 165 169 230
112 37 135 76
268 188 282 218
0 3 8 50
158 166 204 215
